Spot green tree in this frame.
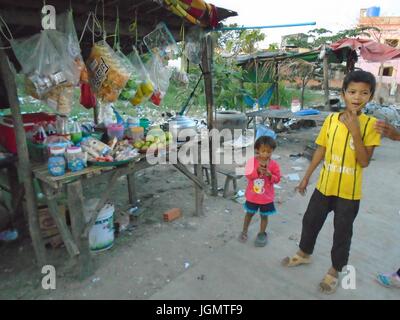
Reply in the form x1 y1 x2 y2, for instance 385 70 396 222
217 24 265 55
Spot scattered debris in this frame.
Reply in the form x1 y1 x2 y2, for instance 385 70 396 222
289 153 303 158
289 234 299 241
115 214 130 233
184 262 190 269
197 274 205 280
291 166 303 171
274 185 282 190
0 229 18 241
91 277 100 283
128 206 140 216
286 173 300 182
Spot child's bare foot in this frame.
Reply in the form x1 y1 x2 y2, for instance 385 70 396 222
238 232 248 243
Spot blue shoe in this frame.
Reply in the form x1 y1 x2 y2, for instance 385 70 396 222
255 232 267 247
376 273 400 288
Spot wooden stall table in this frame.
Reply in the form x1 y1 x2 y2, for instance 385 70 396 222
246 109 331 132
32 150 205 279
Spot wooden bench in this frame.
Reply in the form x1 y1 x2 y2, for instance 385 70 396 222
202 165 244 198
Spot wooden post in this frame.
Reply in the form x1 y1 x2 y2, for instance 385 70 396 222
201 33 218 196
67 181 93 279
194 142 204 216
0 41 46 266
127 172 138 206
376 62 384 102
323 46 330 110
93 101 99 125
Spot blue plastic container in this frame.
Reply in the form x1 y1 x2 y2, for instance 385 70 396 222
367 6 380 17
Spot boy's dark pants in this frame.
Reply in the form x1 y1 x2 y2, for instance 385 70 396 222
299 189 360 272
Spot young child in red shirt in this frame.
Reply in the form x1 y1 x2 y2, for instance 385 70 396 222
239 136 281 247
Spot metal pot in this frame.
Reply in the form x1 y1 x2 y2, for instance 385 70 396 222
163 115 198 142
214 111 247 138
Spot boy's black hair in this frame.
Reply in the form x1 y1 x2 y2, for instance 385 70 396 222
254 136 276 150
342 70 376 96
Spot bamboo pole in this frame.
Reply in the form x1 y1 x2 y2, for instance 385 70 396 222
0 41 46 266
323 46 330 110
201 34 218 196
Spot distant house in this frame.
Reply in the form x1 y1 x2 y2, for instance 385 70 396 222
357 7 400 102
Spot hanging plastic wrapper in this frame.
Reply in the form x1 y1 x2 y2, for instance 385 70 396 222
117 47 155 106
11 30 79 115
87 40 132 103
183 26 203 65
143 22 180 66
97 103 116 127
56 10 88 83
145 54 173 106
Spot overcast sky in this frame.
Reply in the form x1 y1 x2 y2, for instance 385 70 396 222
212 0 400 46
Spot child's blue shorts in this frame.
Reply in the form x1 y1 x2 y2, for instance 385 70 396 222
244 201 277 216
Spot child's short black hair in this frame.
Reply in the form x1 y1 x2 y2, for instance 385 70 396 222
342 70 376 96
254 136 276 150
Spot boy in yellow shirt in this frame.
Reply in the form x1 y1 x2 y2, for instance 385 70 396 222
282 70 381 294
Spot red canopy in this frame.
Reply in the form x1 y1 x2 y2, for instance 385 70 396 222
330 38 400 62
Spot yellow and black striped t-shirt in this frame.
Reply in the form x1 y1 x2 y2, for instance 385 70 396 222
315 112 380 200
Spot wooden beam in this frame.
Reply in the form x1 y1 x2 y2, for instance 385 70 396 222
67 181 93 280
0 38 47 267
42 185 80 258
201 34 218 196
173 163 205 189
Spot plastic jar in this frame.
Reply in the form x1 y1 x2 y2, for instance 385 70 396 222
48 147 66 176
107 123 124 141
66 146 86 172
129 126 144 142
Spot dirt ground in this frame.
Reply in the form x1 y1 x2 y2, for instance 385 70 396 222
0 125 397 299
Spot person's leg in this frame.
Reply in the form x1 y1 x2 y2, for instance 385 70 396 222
282 189 331 266
298 189 332 257
319 197 359 293
330 197 359 273
397 268 400 277
242 213 254 236
259 215 268 234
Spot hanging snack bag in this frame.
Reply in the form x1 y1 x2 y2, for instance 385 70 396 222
87 40 132 103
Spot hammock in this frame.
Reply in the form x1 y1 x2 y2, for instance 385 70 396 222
243 83 275 109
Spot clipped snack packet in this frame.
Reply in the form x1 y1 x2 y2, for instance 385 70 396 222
87 40 132 103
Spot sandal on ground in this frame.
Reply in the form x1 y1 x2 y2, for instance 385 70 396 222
255 232 268 247
376 273 400 288
319 274 339 294
238 232 248 243
281 253 311 267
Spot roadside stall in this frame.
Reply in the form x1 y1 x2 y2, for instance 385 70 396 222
0 0 237 278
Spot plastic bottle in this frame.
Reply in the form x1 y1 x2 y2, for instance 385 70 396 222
70 120 83 145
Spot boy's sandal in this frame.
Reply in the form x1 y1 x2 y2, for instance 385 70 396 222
281 254 311 267
319 274 339 294
238 232 248 243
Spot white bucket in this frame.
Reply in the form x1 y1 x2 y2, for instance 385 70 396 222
85 199 114 252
